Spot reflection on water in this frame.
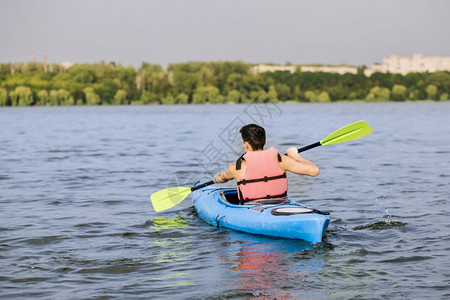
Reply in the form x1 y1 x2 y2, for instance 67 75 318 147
233 243 299 298
214 233 330 299
151 272 194 288
150 216 189 230
147 216 194 287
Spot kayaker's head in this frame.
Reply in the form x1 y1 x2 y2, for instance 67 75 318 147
240 124 265 151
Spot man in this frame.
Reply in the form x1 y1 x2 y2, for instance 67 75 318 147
214 124 319 204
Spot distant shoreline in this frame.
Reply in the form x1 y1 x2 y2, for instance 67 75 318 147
1 61 449 106
1 99 446 108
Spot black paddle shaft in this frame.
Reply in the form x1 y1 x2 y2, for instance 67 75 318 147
297 141 322 153
191 180 215 191
282 141 322 155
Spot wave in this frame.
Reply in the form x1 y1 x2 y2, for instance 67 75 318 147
353 220 407 231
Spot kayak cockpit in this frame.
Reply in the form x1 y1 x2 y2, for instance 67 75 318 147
220 189 290 206
220 189 241 205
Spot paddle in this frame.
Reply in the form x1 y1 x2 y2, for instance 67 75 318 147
150 120 372 212
295 119 372 152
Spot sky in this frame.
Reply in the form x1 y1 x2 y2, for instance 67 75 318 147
1 0 449 69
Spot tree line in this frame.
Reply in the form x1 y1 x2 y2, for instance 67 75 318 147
0 61 449 106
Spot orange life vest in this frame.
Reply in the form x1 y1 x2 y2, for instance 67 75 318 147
236 147 288 204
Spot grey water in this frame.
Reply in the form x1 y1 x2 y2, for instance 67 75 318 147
0 102 449 299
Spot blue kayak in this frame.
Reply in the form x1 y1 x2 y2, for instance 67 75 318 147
192 184 330 243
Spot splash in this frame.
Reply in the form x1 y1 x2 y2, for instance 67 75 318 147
353 220 407 231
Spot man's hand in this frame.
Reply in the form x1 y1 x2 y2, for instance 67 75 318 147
214 172 228 183
286 147 301 159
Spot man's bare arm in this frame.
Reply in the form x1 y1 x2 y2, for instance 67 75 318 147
280 147 319 177
214 163 238 183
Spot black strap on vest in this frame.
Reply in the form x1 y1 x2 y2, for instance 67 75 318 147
235 153 245 170
237 172 287 186
236 153 282 170
237 173 287 205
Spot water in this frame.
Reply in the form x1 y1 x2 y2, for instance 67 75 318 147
0 102 449 299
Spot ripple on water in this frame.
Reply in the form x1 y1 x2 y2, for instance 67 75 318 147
378 255 433 263
74 222 110 228
353 220 407 231
21 235 71 246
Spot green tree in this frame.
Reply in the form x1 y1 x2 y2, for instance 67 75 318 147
84 87 101 105
244 90 255 103
0 88 8 106
137 63 169 99
49 89 73 105
176 93 189 104
305 90 317 102
113 89 127 105
95 80 119 104
192 85 221 103
161 93 175 104
425 84 437 100
9 86 33 106
242 74 273 97
293 85 302 101
199 65 214 86
366 86 390 101
391 84 407 101
172 71 199 99
59 89 74 105
192 87 206 104
275 83 291 101
256 90 269 103
370 72 394 89
226 73 244 93
207 86 222 103
37 90 49 106
69 65 97 84
138 91 157 104
227 89 240 103
117 66 139 101
317 91 331 102
49 90 59 105
327 85 345 101
268 85 278 102
425 72 450 94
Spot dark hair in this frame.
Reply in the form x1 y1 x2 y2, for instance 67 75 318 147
240 124 266 150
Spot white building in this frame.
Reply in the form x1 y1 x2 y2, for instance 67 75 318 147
61 61 74 69
251 64 357 75
251 64 296 74
300 65 357 74
252 54 450 76
365 54 450 76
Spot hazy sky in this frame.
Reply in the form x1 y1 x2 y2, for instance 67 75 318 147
1 0 449 68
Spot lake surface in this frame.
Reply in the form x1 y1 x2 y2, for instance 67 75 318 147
0 102 449 299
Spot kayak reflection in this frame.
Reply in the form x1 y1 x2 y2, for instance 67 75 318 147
222 234 326 298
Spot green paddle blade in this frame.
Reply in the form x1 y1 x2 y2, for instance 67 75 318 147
150 186 192 212
320 120 372 146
